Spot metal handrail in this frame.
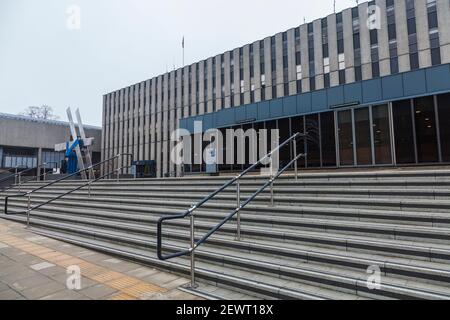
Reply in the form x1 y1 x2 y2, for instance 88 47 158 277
157 132 306 288
0 163 48 184
0 162 59 192
4 153 133 216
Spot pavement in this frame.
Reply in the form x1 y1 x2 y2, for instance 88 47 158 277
0 218 203 300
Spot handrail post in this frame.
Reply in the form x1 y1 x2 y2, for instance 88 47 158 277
88 181 91 198
189 214 197 288
26 194 31 228
269 157 274 207
117 154 121 183
43 163 47 182
236 179 241 241
14 167 18 185
293 138 298 180
18 173 22 192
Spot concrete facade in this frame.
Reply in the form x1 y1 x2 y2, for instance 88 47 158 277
0 113 102 170
102 0 450 178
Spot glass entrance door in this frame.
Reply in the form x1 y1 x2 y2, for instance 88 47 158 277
336 104 393 167
337 110 354 166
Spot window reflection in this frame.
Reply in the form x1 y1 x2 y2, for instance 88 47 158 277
372 105 392 165
338 110 354 166
414 97 438 163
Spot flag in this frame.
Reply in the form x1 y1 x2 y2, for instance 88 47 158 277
182 36 185 49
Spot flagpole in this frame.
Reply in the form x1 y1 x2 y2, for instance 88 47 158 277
182 36 185 67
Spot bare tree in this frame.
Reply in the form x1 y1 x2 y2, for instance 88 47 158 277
20 105 60 120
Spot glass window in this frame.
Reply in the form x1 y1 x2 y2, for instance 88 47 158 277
320 112 336 167
393 100 416 164
305 114 320 167
291 116 305 168
414 97 439 163
438 93 450 162
372 105 392 165
338 110 354 166
354 108 372 165
278 118 291 168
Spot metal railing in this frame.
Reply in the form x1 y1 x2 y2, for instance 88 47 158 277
3 153 133 226
157 132 306 288
0 162 59 192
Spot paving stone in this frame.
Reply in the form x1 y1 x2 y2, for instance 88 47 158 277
21 282 66 299
143 271 180 286
36 265 66 277
49 273 97 290
0 289 24 300
39 289 89 300
11 274 50 291
79 284 118 299
30 262 56 271
127 267 159 279
161 277 190 290
0 268 37 284
103 258 121 264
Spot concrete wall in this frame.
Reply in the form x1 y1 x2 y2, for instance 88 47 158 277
0 115 102 152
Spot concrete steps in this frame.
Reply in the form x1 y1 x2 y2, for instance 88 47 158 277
2 168 450 300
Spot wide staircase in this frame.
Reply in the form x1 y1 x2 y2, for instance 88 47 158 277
2 169 450 299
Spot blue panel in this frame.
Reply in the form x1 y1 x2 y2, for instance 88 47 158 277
258 101 271 120
344 82 362 104
270 98 283 118
179 118 187 131
246 103 258 120
235 106 246 122
382 74 404 100
426 65 450 93
362 79 382 103
403 69 426 96
297 92 312 113
311 90 327 112
215 108 235 127
283 96 297 116
202 114 214 131
186 118 194 134
327 86 344 107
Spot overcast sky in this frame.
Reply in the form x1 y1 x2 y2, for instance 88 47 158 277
0 0 359 126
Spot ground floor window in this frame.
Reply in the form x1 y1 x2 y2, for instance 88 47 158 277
182 92 450 174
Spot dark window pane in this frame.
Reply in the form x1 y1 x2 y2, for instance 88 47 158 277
410 53 419 70
390 57 399 74
324 73 330 88
372 104 392 164
428 11 438 29
338 110 354 166
310 77 316 91
306 114 320 167
355 67 362 82
291 116 305 167
431 48 441 65
339 70 346 84
354 108 372 165
393 100 416 164
278 118 291 168
320 112 336 167
372 62 380 78
414 96 439 163
438 93 450 162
